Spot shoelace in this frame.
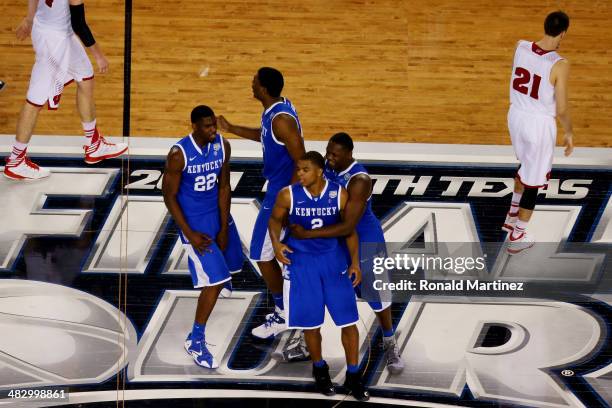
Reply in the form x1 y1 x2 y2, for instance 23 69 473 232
265 312 283 328
99 136 117 146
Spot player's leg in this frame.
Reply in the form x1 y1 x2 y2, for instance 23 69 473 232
340 324 368 401
183 243 231 369
503 176 525 232
322 252 369 401
287 253 332 395
374 305 404 374
507 114 555 253
508 185 537 253
76 78 128 164
4 60 49 180
359 238 404 373
304 328 335 396
250 204 288 338
220 216 245 297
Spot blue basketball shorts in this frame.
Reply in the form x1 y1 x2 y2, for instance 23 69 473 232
283 250 359 329
182 212 231 288
223 215 245 273
250 188 285 262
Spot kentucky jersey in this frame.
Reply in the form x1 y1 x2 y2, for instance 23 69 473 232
510 40 564 117
261 98 303 191
324 161 383 240
174 133 225 225
286 180 342 253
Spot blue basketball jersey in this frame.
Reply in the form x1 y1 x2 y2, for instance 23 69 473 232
174 133 226 223
324 161 381 237
287 180 342 253
261 98 303 191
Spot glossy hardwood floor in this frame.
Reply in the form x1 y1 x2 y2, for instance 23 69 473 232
1 0 610 146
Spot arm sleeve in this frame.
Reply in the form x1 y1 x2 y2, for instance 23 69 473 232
70 4 96 47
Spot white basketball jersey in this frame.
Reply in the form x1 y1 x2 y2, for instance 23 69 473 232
509 40 564 117
34 0 72 34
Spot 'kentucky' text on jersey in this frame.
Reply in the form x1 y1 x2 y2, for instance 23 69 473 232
174 133 226 221
287 180 342 253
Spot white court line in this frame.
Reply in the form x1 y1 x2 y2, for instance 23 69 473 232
0 388 474 408
1 134 610 167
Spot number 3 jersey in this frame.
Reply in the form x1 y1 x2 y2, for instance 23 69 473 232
286 180 342 253
510 40 564 117
174 133 226 226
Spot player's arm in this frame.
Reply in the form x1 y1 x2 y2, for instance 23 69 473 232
217 116 261 142
291 175 370 239
69 0 108 73
552 59 574 156
216 139 232 251
341 188 362 287
162 147 212 254
272 114 306 183
16 0 37 40
268 187 293 265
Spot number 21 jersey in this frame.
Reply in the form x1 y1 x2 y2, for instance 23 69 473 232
510 40 564 117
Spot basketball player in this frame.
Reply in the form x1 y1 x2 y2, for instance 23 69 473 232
218 67 305 339
162 105 238 369
5 0 127 180
290 132 404 373
504 11 574 254
269 151 369 401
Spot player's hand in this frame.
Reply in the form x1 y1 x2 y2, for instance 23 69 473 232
16 18 33 40
94 54 109 74
216 228 228 251
289 224 311 239
563 133 574 156
273 242 293 265
187 231 213 254
348 263 362 287
217 116 231 132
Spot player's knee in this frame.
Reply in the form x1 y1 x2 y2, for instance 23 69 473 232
341 324 358 334
519 186 538 210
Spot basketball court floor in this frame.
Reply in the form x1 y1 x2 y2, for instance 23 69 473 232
0 1 610 407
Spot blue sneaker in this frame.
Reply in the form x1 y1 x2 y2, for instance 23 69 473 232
184 333 219 369
220 280 233 298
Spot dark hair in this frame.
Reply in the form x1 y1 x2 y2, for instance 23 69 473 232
191 105 215 123
257 67 284 97
329 132 354 151
300 151 325 170
544 11 569 37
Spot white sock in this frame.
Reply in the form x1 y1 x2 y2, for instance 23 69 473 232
509 192 522 215
83 119 97 145
9 140 28 161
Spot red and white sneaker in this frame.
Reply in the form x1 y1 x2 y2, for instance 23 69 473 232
3 155 50 180
507 231 535 255
84 131 128 164
501 212 518 233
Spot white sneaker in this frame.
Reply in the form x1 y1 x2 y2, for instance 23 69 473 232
251 307 288 339
502 212 518 233
507 231 535 254
3 155 50 180
84 131 128 164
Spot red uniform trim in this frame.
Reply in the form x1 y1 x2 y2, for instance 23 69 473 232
515 167 551 189
26 99 44 108
532 42 554 56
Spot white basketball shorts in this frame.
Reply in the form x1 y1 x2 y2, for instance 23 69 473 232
27 24 94 110
508 105 556 188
